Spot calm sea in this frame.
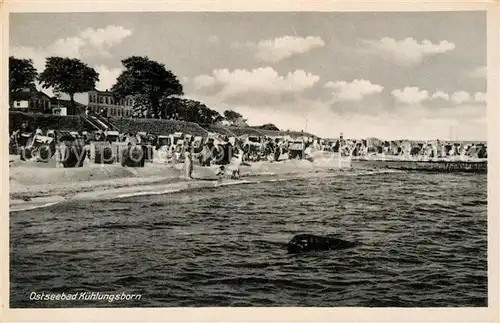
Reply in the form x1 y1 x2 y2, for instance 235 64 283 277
10 169 488 307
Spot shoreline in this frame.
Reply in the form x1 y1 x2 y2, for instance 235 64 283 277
10 153 486 212
9 156 352 212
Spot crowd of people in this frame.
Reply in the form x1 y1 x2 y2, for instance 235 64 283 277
334 138 487 159
9 122 487 170
9 122 319 167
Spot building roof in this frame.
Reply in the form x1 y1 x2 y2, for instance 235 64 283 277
50 98 86 108
87 89 136 100
11 90 51 101
89 89 114 95
88 89 123 96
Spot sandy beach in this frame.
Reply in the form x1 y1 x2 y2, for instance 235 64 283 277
9 153 352 212
10 148 485 213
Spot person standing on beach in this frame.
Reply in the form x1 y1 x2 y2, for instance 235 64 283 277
184 151 194 179
227 149 243 179
274 139 282 162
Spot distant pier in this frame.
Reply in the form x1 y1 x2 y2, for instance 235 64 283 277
352 159 487 174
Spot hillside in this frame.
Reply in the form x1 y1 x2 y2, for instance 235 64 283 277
9 112 317 138
205 124 317 138
109 117 208 136
9 111 95 133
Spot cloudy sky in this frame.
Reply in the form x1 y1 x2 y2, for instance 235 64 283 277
10 12 487 140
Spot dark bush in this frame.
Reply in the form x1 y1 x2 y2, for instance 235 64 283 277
205 125 237 136
10 112 317 143
255 123 280 131
9 111 93 132
110 117 208 136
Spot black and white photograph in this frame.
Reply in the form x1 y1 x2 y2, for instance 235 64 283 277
2 1 499 322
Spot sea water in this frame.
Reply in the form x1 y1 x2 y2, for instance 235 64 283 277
10 169 487 307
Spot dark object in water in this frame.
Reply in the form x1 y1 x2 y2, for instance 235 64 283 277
287 234 357 254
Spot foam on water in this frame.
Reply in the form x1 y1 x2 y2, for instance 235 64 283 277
10 201 62 213
10 170 487 307
9 168 404 213
116 188 188 199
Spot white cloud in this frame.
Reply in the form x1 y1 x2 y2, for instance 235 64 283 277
468 65 487 78
449 91 487 104
362 37 455 65
233 36 325 62
95 65 123 91
450 91 472 104
391 87 429 104
188 92 486 141
431 91 450 101
48 36 87 59
194 74 217 89
324 79 383 101
10 25 131 96
404 89 487 105
190 79 486 139
474 92 487 103
207 35 220 44
10 46 47 72
79 25 132 56
193 67 320 99
10 25 132 73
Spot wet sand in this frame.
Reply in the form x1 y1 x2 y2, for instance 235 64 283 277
9 155 352 212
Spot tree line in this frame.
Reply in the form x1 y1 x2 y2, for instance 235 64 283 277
8 55 280 130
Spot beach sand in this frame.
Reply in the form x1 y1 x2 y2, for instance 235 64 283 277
9 154 352 212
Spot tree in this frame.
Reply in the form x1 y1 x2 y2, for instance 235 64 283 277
223 110 242 121
130 93 150 118
223 109 248 126
160 97 223 124
39 57 99 114
256 123 280 131
112 56 183 118
9 56 38 104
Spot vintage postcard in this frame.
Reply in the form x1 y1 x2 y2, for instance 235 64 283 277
1 0 499 322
